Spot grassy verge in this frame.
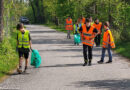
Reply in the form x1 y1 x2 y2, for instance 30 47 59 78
114 41 130 59
44 23 130 59
0 29 18 78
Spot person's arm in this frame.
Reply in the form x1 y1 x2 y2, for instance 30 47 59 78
93 28 98 33
29 41 32 49
79 27 82 33
90 28 98 39
101 24 103 34
17 34 18 47
29 33 32 49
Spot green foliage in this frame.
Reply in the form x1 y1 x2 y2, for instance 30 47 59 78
0 0 28 78
0 30 18 78
115 41 130 59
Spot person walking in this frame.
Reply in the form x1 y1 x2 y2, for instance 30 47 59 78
65 16 73 39
98 21 115 64
93 18 103 47
16 23 32 74
79 18 98 66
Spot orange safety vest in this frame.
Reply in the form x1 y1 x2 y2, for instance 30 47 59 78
93 22 102 34
82 17 86 24
102 29 115 48
65 19 73 30
82 25 95 46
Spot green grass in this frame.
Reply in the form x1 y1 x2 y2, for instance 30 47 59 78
114 41 130 59
0 30 18 78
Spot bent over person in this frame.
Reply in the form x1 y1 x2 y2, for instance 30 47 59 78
17 23 32 74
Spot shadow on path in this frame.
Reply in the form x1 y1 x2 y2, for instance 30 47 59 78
72 79 130 90
30 30 56 34
40 64 83 68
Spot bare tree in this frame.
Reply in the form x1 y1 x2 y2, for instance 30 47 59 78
0 0 4 42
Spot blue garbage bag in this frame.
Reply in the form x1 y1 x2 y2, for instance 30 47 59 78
30 49 41 68
74 33 81 44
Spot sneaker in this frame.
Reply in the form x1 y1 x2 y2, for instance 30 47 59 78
106 61 112 64
98 60 103 64
17 67 22 74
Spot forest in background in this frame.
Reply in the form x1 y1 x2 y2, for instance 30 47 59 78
25 0 130 42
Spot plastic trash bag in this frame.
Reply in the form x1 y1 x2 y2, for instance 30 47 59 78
74 33 81 44
30 49 41 68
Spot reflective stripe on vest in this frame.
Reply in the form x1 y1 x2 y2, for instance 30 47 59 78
18 30 30 48
102 30 115 48
82 25 95 46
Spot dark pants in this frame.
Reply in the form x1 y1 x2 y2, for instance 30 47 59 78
83 44 92 61
95 34 101 46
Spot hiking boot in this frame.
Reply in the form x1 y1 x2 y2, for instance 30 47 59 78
83 60 88 66
17 67 22 74
106 61 112 64
98 60 104 64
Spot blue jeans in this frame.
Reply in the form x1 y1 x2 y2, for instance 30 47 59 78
101 45 112 62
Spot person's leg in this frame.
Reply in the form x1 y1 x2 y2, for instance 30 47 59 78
88 46 92 66
19 57 23 68
98 48 106 64
106 44 112 63
101 48 106 62
24 52 29 72
95 36 98 46
98 34 101 46
69 30 71 39
17 51 23 73
83 44 88 66
67 30 69 39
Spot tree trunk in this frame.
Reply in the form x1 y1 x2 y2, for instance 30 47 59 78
108 0 112 23
29 0 37 23
0 0 4 42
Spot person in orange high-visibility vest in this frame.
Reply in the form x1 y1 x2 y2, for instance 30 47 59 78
79 18 98 66
65 16 73 39
93 18 103 47
81 16 86 24
98 21 115 64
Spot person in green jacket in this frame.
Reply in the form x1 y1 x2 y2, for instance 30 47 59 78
73 22 80 34
16 23 32 74
73 21 81 45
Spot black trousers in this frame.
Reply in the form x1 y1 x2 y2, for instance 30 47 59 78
83 44 93 60
95 34 101 46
